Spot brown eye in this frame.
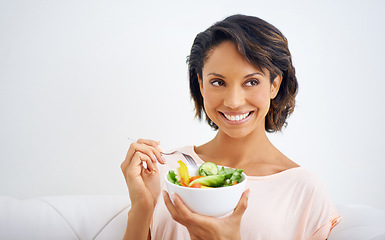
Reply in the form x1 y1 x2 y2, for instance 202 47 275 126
210 79 225 86
244 79 260 87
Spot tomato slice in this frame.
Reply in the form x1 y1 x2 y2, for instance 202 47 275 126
190 183 202 188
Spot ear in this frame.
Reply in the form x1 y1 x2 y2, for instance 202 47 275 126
270 75 282 99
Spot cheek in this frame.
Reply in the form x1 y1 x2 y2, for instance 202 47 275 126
249 90 271 108
202 89 221 109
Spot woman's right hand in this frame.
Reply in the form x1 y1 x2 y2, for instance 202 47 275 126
121 139 166 211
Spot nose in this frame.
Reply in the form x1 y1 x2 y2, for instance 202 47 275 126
223 86 245 109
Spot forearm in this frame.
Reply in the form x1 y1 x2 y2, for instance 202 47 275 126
123 206 154 240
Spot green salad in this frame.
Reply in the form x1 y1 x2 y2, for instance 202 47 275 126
167 161 244 188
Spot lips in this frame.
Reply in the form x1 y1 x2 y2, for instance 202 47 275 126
220 111 253 122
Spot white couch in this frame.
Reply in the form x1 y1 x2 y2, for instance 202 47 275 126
1 195 385 240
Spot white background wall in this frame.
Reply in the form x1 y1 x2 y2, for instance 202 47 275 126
1 0 384 210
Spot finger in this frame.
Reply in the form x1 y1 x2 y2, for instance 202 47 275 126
124 141 149 168
121 146 136 174
123 141 138 166
129 142 164 165
133 142 159 163
140 153 157 173
120 159 128 174
136 139 166 164
163 191 184 223
142 162 159 180
121 151 142 183
231 189 250 219
135 141 165 164
130 151 156 173
137 138 162 152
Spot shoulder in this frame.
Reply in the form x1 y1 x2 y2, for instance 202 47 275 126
289 168 333 205
293 168 328 188
274 168 336 217
264 167 331 198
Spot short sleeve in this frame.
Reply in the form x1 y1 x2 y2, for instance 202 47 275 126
305 172 342 240
309 206 342 240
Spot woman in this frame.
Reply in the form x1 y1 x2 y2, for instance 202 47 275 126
121 14 341 240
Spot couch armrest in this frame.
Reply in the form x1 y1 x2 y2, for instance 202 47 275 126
0 195 130 240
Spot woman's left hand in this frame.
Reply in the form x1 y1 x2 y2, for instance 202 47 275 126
163 189 250 240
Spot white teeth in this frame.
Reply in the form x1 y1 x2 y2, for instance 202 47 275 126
223 112 250 121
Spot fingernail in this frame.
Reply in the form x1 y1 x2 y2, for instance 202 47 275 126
161 156 167 164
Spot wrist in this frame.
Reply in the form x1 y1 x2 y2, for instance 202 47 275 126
129 191 158 210
131 201 157 212
125 207 154 240
130 203 155 219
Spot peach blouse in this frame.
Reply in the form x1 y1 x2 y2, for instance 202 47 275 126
151 146 341 240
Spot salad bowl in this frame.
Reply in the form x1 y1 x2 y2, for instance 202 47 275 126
165 163 247 217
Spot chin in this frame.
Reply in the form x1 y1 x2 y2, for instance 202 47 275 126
218 127 255 139
215 120 266 140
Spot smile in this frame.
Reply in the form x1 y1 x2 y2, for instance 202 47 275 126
221 112 253 122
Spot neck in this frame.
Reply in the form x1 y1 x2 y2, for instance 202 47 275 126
206 128 275 167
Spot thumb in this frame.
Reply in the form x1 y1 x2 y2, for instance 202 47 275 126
231 189 250 218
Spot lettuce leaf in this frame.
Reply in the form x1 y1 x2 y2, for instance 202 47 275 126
219 167 243 186
167 170 181 186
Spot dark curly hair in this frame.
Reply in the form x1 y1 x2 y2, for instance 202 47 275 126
187 14 298 132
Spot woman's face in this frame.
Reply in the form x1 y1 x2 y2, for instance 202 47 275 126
199 41 282 139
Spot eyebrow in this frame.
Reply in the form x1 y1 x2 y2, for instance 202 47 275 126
207 72 263 78
207 73 226 78
244 72 264 78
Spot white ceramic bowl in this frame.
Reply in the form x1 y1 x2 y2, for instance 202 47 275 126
165 166 247 217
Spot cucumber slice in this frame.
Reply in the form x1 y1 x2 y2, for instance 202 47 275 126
199 162 219 176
